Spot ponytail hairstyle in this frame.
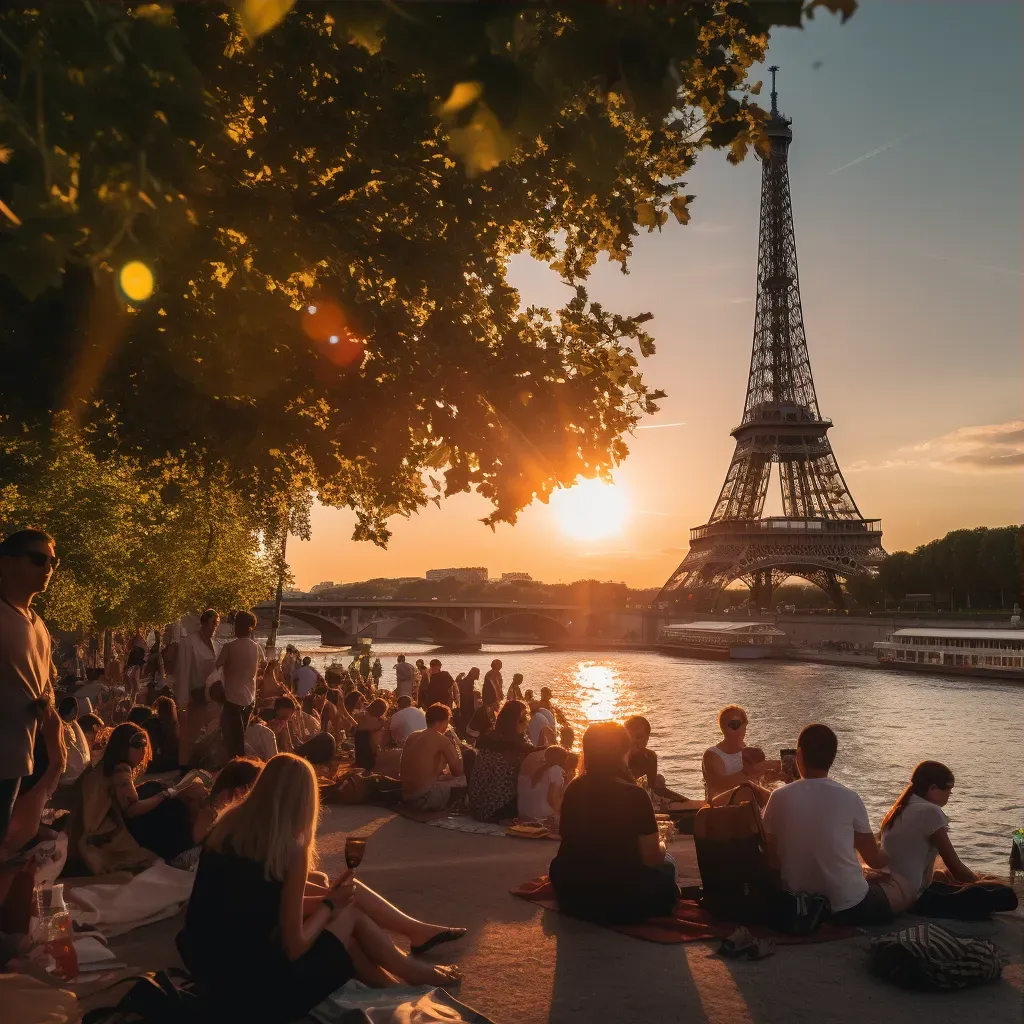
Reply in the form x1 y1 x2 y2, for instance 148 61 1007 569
880 760 955 832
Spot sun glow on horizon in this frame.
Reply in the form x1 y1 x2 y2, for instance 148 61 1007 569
551 477 628 542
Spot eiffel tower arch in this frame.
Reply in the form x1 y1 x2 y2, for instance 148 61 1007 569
658 69 884 613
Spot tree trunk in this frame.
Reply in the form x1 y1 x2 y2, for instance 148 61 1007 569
266 527 288 651
102 628 112 667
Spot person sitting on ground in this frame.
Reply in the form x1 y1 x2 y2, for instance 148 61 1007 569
517 745 572 824
74 723 207 873
465 698 494 748
269 695 335 765
624 716 688 804
527 702 557 748
386 695 427 748
315 685 356 744
187 680 230 771
419 659 459 710
78 712 106 762
74 670 108 717
343 689 366 720
880 761 1018 920
191 756 265 840
506 673 525 702
549 722 677 924
179 754 462 1021
469 700 533 822
145 695 180 773
57 695 92 789
353 698 387 771
245 705 280 762
762 724 892 926
260 659 286 702
523 688 535 708
400 704 465 811
293 656 324 700
702 705 780 807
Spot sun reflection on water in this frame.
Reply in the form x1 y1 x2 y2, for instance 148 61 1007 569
572 661 641 723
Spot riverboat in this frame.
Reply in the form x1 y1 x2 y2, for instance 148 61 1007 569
874 627 1024 681
658 621 791 660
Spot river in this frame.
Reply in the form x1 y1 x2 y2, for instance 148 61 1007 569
272 634 1022 873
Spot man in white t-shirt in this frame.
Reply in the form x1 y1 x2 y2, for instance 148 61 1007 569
245 715 279 762
387 695 427 747
527 707 556 747
394 655 415 699
293 657 322 698
215 611 265 758
762 723 892 926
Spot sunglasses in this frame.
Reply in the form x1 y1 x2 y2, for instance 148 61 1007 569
16 551 60 570
129 737 148 749
726 720 745 731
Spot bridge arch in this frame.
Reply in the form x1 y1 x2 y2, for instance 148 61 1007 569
479 612 570 642
378 611 474 644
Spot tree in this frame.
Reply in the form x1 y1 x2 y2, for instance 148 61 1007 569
1 0 857 557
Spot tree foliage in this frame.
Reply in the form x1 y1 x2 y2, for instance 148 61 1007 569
0 2 859 630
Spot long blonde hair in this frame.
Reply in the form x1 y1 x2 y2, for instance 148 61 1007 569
206 753 319 880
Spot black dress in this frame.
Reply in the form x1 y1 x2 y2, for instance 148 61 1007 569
549 772 677 924
177 845 355 1022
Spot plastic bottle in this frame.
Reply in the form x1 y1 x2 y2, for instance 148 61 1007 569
43 883 78 981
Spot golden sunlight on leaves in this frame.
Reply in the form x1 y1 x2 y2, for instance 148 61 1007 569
439 81 483 117
446 103 514 177
234 0 296 42
670 195 694 225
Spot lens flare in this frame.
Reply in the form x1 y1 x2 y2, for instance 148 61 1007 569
551 477 628 541
118 261 154 303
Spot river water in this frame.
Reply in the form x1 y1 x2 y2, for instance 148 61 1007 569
273 634 1022 873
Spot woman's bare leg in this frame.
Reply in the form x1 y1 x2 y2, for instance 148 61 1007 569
353 879 462 946
350 910 460 986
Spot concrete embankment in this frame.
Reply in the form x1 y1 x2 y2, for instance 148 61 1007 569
101 806 1024 1024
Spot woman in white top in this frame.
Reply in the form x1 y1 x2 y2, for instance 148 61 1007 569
517 746 573 823
880 761 1018 920
701 704 780 807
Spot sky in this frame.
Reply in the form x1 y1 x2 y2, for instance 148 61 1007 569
288 1 1022 591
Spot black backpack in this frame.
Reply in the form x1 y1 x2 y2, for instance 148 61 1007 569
82 970 206 1024
870 923 1006 990
693 787 779 923
768 890 831 935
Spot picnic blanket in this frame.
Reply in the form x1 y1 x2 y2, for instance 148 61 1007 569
511 875 860 945
312 979 493 1024
65 862 195 937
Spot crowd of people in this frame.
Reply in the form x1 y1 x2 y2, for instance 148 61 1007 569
0 526 1017 1015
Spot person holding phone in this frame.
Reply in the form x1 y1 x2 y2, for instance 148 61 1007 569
179 754 462 1022
702 705 780 807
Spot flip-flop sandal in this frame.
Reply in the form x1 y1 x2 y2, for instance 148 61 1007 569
746 938 776 960
431 965 463 986
718 927 757 958
411 928 467 956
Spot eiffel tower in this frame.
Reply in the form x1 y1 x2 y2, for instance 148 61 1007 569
657 68 884 612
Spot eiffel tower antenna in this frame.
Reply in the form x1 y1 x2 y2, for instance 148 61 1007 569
657 70 884 612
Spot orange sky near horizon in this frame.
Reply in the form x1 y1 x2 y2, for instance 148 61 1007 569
287 4 1022 592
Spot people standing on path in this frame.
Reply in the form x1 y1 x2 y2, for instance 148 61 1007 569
0 529 63 850
762 723 893 926
176 609 221 771
481 659 503 709
419 659 458 710
294 656 324 699
371 657 383 689
216 611 265 759
394 654 415 699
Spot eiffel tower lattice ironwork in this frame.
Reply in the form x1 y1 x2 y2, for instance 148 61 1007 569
657 68 884 612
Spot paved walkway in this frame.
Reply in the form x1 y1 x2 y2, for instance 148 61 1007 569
110 806 1024 1023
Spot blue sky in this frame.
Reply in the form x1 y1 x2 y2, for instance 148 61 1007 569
292 1 1022 589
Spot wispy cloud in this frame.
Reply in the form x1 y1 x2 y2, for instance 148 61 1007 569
849 420 1024 473
923 253 1023 278
827 130 916 176
636 421 687 430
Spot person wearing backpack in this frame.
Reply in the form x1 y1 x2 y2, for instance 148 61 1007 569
880 761 1018 920
762 724 893 926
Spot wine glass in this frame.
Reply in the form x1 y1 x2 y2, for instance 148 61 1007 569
345 837 367 870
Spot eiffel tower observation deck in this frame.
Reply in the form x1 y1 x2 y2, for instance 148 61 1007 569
658 68 884 612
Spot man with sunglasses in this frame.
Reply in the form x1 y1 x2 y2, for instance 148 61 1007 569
0 529 62 848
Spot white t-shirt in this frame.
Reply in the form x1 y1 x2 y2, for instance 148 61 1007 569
389 706 427 747
518 764 565 821
245 719 279 762
527 708 556 747
881 794 949 895
762 776 872 912
293 665 319 698
220 637 265 707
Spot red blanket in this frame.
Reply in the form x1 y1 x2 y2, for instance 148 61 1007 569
510 876 860 945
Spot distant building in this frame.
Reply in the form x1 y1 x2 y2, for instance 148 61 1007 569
500 572 533 583
425 567 488 584
310 581 340 594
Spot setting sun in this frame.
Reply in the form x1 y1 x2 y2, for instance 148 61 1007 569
551 477 628 542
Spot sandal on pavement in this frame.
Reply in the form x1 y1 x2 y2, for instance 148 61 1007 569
718 927 757 958
411 928 467 956
430 965 462 987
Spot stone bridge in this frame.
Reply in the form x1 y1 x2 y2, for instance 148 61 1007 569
252 599 655 648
